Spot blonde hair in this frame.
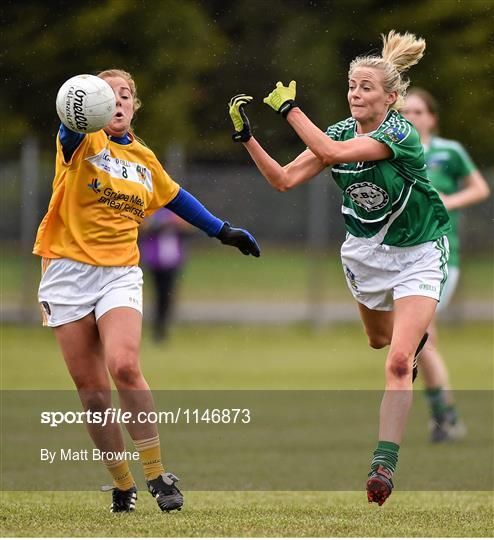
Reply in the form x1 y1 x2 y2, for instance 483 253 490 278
349 30 426 110
97 68 142 112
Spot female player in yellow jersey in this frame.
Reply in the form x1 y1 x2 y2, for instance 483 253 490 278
33 69 260 513
228 31 452 505
402 88 490 441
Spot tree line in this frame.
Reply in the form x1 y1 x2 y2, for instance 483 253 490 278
2 0 492 166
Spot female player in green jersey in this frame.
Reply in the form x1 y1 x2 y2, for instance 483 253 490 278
402 88 490 441
228 31 450 505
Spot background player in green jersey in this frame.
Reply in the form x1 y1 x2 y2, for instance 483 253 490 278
402 88 490 441
228 30 451 506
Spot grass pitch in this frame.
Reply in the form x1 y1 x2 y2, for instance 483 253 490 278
1 491 492 537
3 246 493 305
1 323 493 537
2 322 492 390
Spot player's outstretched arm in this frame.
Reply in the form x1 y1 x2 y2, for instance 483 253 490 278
264 81 391 165
245 139 326 192
59 123 86 163
165 188 260 257
228 93 325 192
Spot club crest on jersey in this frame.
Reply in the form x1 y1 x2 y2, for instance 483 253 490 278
136 165 147 183
383 126 406 143
346 182 389 211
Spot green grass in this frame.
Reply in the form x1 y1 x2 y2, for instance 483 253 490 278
1 491 492 537
2 322 492 390
1 323 493 536
2 245 493 305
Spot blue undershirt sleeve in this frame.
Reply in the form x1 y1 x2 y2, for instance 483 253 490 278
165 188 224 237
59 123 85 162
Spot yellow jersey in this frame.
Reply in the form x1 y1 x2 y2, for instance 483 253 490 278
33 130 180 266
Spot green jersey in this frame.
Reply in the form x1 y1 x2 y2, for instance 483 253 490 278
326 110 450 247
424 136 476 267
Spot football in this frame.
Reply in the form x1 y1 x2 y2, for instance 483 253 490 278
56 74 116 134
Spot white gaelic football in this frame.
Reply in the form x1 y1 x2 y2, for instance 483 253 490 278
56 74 116 133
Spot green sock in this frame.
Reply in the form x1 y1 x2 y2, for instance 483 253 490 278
444 404 459 425
370 441 399 474
425 387 448 423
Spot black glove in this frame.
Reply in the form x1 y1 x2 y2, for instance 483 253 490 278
228 94 253 142
217 222 260 257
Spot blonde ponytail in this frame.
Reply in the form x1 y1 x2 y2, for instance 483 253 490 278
349 30 426 110
381 30 426 73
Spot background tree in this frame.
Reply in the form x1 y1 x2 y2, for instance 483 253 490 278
1 0 492 166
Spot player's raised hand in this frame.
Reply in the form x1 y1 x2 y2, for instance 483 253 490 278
217 222 260 257
228 94 253 142
263 80 297 118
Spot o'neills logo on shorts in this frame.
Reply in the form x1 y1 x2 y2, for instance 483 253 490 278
346 182 389 211
66 87 88 131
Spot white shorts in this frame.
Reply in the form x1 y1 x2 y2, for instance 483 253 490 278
437 266 460 312
38 258 143 327
340 234 449 311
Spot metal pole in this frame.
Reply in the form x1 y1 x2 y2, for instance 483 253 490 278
20 137 40 322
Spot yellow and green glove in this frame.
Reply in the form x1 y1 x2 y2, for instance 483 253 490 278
228 94 253 142
263 80 296 118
